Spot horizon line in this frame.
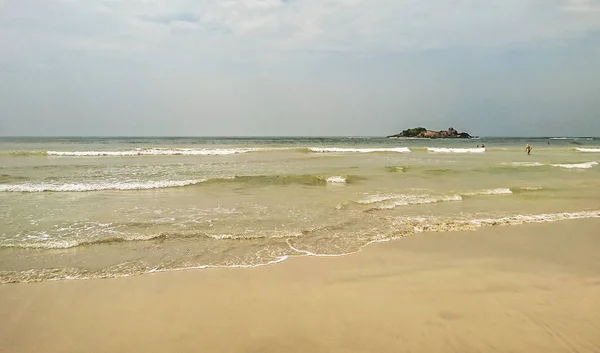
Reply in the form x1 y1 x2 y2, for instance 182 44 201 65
0 135 597 139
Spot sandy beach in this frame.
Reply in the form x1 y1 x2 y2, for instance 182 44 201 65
0 220 600 353
1 219 599 353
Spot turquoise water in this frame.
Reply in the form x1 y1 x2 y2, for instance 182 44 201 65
1 137 599 283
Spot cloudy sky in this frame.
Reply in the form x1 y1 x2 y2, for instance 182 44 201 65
1 0 599 136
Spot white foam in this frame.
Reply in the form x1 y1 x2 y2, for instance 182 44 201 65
550 162 598 169
0 179 204 192
400 211 600 234
205 233 257 240
427 147 485 153
379 195 462 209
511 161 544 167
156 210 600 277
468 211 600 226
143 148 266 155
6 209 600 283
359 188 512 206
202 230 302 241
47 150 139 156
465 188 513 196
285 239 359 257
326 176 347 183
356 194 399 204
357 193 462 209
47 148 269 156
309 147 411 153
163 255 291 272
575 148 600 153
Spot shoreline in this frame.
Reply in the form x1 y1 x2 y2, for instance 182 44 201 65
2 219 600 352
2 210 600 284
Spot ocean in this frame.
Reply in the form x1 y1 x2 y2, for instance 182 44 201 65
1 136 599 283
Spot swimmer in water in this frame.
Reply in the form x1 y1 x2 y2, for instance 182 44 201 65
526 144 532 155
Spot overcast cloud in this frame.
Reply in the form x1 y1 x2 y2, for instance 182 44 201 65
1 0 599 136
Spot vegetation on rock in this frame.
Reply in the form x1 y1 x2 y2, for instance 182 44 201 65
387 127 472 139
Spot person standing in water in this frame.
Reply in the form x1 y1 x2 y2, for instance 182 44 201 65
526 144 532 155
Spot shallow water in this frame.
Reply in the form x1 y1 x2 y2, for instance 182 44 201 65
1 136 599 283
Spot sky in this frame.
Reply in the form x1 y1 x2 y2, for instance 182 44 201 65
1 0 600 137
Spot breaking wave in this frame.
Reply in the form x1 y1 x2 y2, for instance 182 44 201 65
326 176 347 183
309 147 411 153
550 162 598 169
205 174 361 186
508 161 598 169
404 210 600 233
510 186 543 193
0 180 203 192
575 148 600 153
357 193 463 210
3 147 415 157
549 137 593 141
427 147 485 153
47 147 272 156
463 188 513 196
1 148 280 157
510 161 545 167
357 188 516 209
0 174 362 192
1 229 305 250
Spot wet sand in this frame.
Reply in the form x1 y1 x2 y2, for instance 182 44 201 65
1 219 600 353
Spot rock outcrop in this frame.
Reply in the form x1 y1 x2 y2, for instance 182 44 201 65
387 127 472 139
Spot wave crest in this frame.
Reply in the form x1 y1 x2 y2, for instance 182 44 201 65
0 180 203 192
309 147 411 153
404 211 600 233
357 188 514 209
0 173 363 192
357 193 463 210
207 174 360 186
427 147 485 153
463 188 513 196
47 147 270 156
326 176 347 183
510 161 545 167
2 229 304 250
550 162 598 169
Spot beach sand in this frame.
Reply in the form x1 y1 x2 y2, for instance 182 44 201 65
1 219 600 353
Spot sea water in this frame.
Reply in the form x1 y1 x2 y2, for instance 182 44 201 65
1 136 599 283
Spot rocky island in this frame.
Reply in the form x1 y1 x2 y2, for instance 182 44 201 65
387 127 473 139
